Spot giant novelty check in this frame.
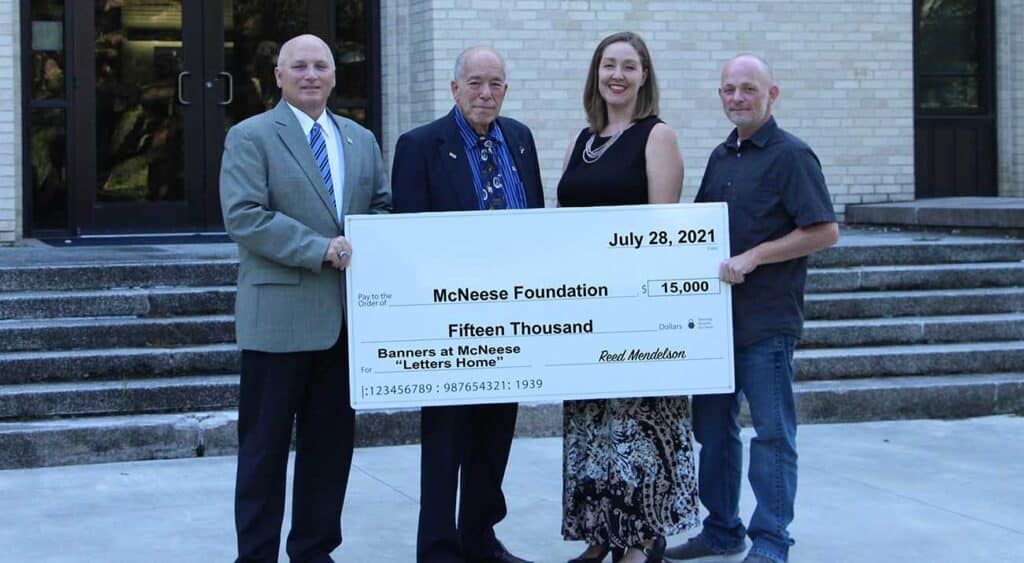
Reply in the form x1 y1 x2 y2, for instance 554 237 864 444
345 203 734 410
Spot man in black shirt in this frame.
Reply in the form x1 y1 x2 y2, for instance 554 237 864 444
665 54 838 563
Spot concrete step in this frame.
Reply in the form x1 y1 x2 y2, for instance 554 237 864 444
801 313 1024 348
806 287 1024 319
0 260 237 292
2 372 1021 469
0 375 239 420
793 373 1024 422
0 315 235 352
807 262 1024 293
809 235 1024 267
0 344 239 385
0 286 234 321
844 197 1024 230
0 236 1018 296
0 408 425 470
0 410 241 469
794 341 1024 380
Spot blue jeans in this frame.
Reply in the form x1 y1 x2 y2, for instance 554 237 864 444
692 335 798 563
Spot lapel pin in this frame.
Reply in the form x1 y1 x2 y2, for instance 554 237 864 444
346 137 353 144
519 146 526 155
449 152 458 159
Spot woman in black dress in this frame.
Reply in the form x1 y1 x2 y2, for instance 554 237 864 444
558 32 699 563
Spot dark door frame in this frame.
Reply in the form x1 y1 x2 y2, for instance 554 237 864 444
21 0 381 238
913 0 998 198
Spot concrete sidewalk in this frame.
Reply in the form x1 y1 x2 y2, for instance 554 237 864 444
1 416 1021 562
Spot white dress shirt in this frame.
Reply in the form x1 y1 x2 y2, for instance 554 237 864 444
287 103 346 219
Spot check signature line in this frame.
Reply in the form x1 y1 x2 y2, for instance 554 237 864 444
546 357 723 367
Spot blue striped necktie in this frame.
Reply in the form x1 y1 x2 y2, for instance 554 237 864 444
308 122 335 210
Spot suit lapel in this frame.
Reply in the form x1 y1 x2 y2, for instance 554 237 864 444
440 109 482 211
272 102 342 229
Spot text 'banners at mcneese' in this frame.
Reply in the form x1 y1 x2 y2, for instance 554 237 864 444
345 204 734 409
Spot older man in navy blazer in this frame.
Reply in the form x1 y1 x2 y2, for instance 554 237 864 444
391 46 543 563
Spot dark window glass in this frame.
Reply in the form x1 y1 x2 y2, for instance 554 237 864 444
32 52 65 101
94 0 185 203
29 1 67 230
917 0 982 111
31 1 66 100
332 1 368 125
225 0 311 128
30 109 68 229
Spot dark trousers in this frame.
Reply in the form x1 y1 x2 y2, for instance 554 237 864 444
416 402 519 563
234 333 354 563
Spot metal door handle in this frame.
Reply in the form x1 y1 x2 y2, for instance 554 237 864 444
216 72 234 106
177 71 192 105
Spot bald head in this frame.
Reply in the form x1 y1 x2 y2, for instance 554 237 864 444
719 53 779 139
278 34 335 71
722 54 773 87
275 34 336 118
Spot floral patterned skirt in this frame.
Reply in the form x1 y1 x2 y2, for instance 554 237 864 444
562 397 699 548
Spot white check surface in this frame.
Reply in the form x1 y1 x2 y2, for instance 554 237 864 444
345 203 734 409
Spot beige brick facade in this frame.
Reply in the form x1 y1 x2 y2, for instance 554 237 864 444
0 0 20 243
998 0 1024 197
1 1 1020 241
381 0 917 217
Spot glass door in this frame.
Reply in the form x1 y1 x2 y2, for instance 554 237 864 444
206 0 311 225
25 0 378 236
78 0 207 232
913 0 997 198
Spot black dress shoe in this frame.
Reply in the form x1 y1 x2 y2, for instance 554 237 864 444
471 541 533 563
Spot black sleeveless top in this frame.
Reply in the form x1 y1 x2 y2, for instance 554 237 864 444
557 115 662 207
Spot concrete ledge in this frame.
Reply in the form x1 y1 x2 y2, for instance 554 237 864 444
847 197 1024 230
3 375 1023 469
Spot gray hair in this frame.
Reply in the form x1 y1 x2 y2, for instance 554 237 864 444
453 46 507 81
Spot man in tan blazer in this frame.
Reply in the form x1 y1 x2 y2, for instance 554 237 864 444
220 34 390 563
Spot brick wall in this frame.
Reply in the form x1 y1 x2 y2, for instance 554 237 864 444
997 0 1023 197
0 1 19 243
381 0 917 218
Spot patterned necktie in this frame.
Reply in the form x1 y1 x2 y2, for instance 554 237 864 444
477 136 507 210
308 122 335 210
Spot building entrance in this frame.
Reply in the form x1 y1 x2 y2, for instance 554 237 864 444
24 0 377 236
914 0 997 198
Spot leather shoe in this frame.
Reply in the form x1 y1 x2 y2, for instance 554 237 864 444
470 541 532 563
664 535 745 560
